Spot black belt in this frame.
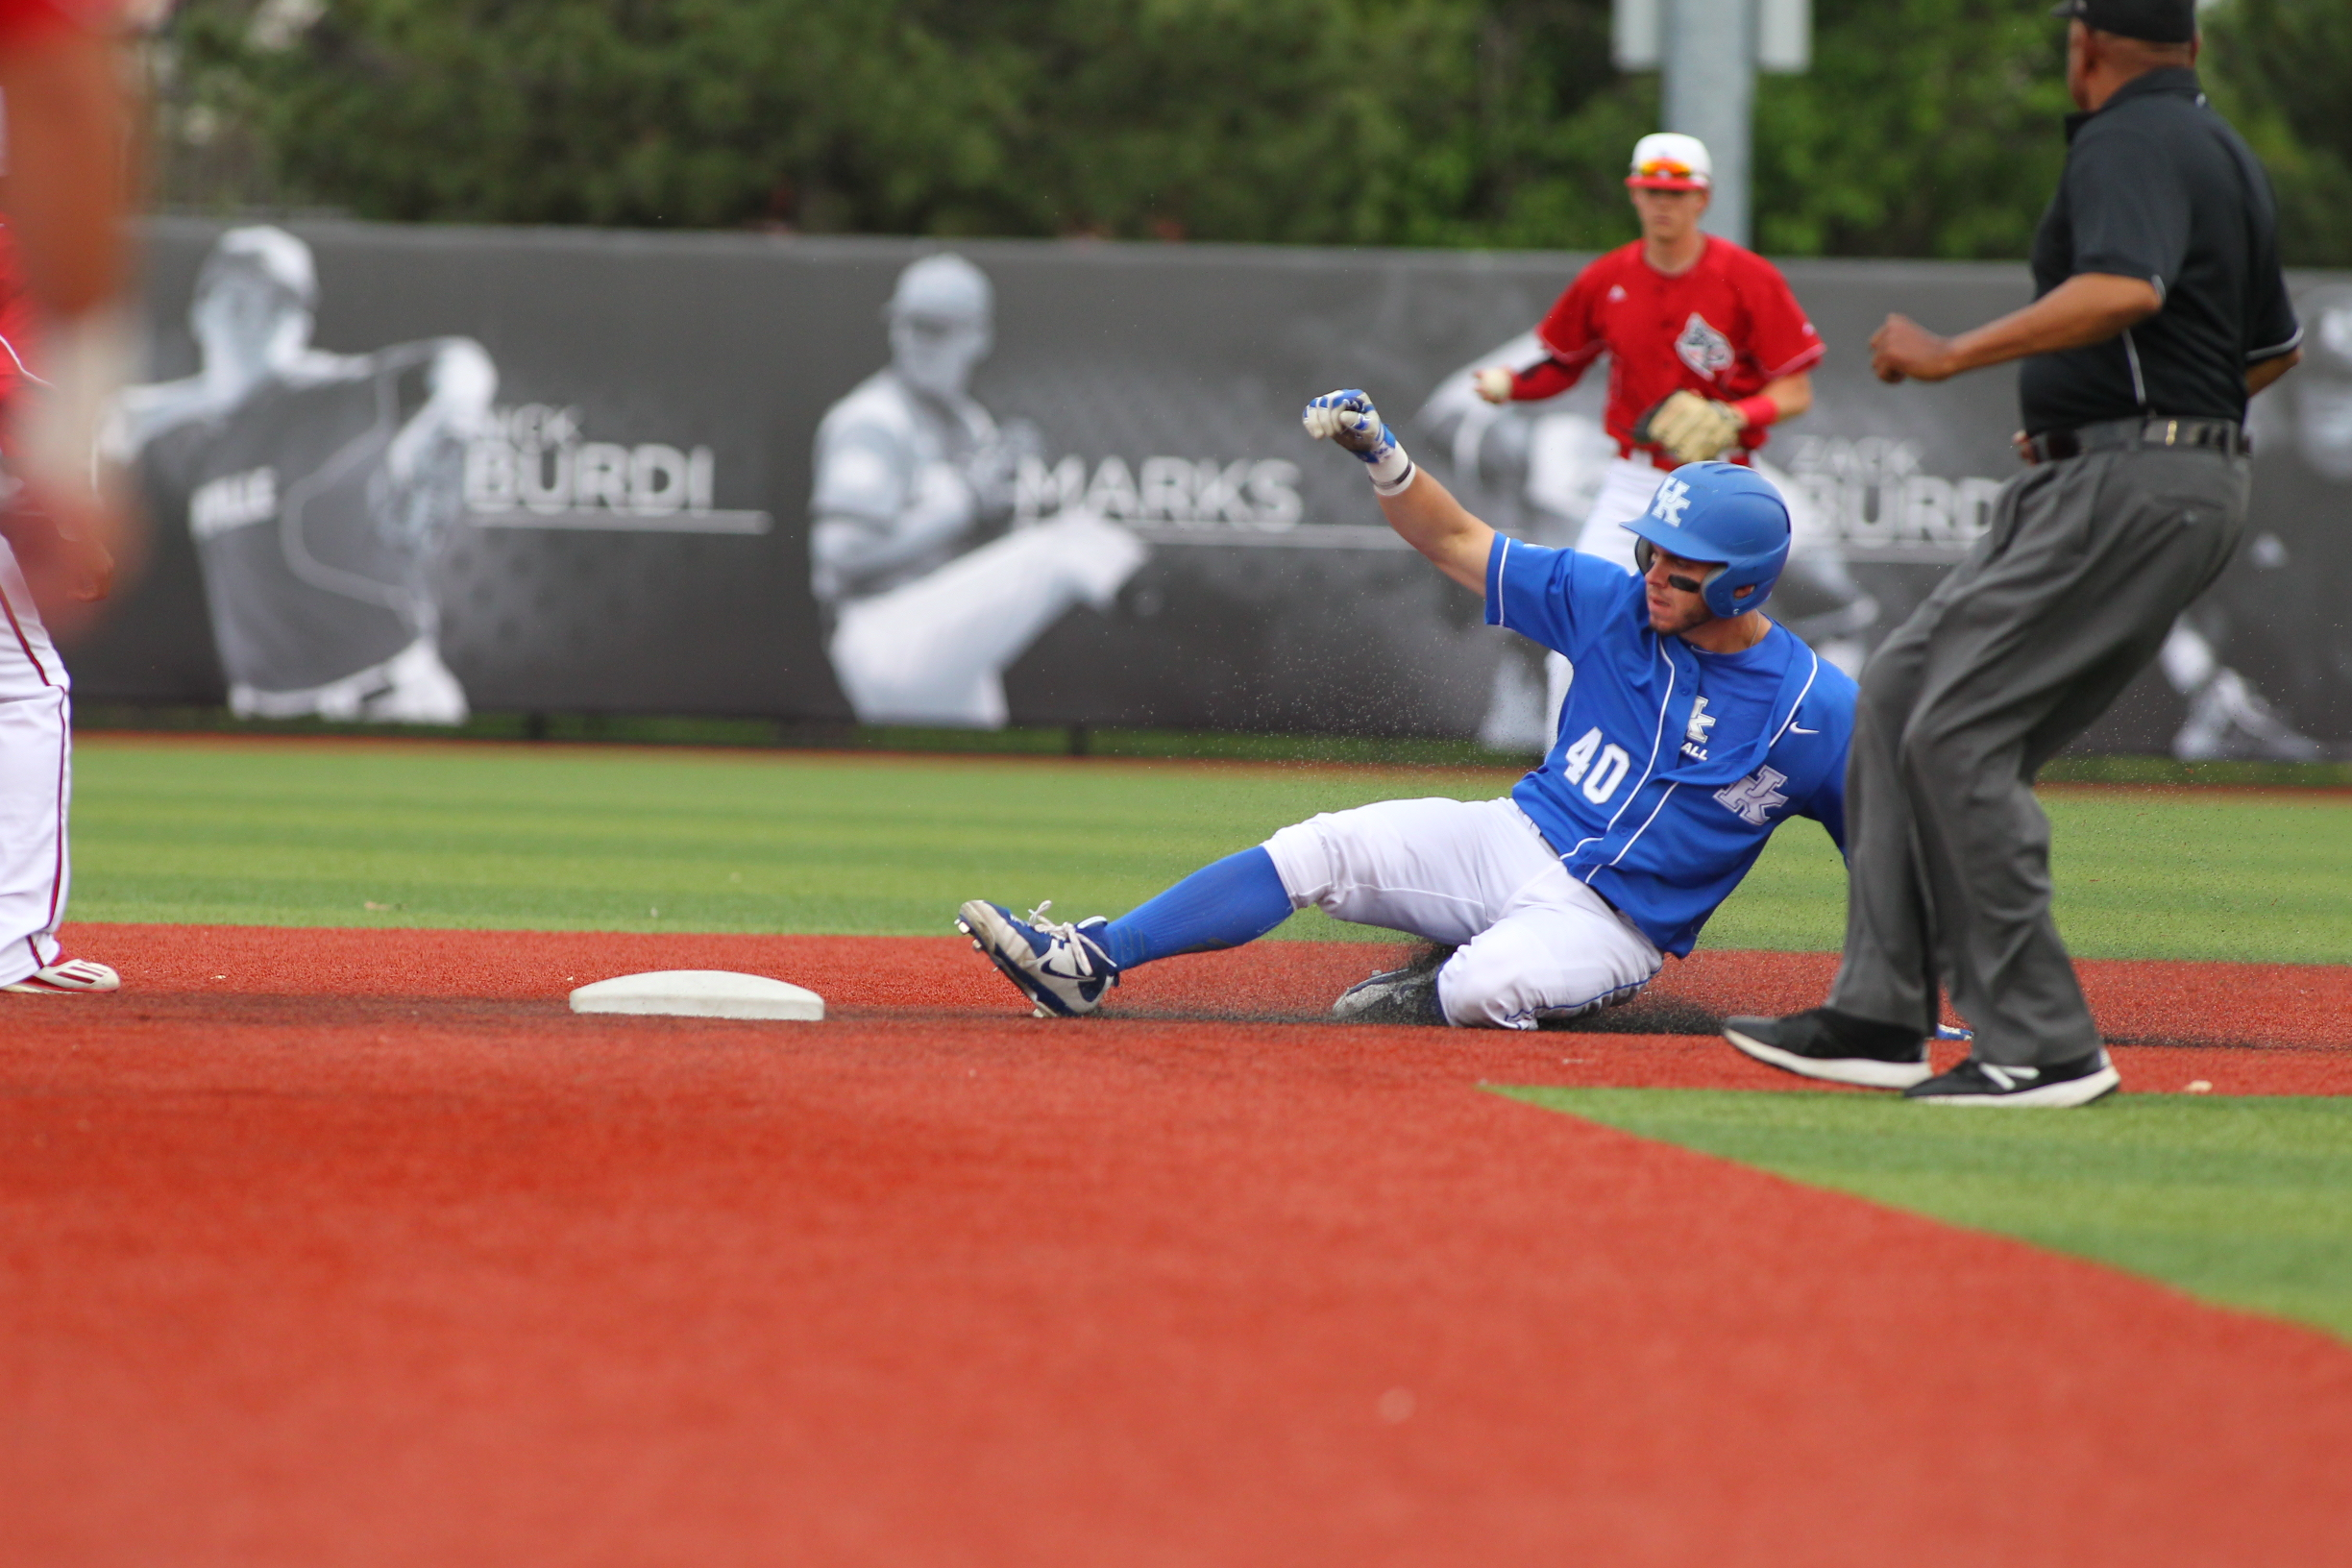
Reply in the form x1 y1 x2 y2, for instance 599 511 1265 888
2025 415 2248 465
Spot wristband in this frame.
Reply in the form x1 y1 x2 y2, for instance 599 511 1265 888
1732 394 1778 430
1366 441 1417 496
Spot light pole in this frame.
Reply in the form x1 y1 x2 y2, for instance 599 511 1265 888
1615 0 1811 248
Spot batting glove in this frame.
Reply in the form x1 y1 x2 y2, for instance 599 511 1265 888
1301 388 1416 495
1635 389 1749 465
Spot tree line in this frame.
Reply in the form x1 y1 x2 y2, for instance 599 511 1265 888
153 0 2351 264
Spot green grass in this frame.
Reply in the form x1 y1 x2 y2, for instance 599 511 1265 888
82 702 2352 783
68 737 1507 940
1688 786 2352 962
1500 1088 2352 1341
66 736 2352 960
72 703 1541 769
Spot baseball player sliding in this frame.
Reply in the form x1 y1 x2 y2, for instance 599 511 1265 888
955 389 1855 1029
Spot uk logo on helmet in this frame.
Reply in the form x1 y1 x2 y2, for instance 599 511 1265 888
1651 477 1693 526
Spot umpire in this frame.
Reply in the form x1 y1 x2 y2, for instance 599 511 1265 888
1723 0 2303 1106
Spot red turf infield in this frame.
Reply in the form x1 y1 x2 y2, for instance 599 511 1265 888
6 924 2351 1565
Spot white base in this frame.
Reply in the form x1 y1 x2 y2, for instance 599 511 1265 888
569 969 825 1021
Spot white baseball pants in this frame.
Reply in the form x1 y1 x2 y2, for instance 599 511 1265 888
231 637 469 724
1262 796 1661 1029
1572 454 1668 570
829 511 1147 726
0 538 71 987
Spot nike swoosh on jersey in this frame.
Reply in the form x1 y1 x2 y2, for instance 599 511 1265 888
1789 723 1820 734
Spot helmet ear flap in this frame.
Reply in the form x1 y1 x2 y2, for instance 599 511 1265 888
1700 564 1739 619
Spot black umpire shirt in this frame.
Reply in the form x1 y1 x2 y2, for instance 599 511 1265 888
2018 66 2302 435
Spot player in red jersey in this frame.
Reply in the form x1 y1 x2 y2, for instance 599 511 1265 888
0 0 137 997
1 0 135 613
1474 133 1824 570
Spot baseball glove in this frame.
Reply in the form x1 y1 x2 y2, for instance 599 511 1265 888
1635 389 1747 464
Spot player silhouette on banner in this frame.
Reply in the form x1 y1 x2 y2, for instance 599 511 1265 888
955 389 1856 1031
2149 282 2352 763
809 254 1146 727
109 226 492 724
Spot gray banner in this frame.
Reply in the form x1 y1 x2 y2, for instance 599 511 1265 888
66 219 2352 758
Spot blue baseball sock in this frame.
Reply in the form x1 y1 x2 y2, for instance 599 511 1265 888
1099 846 1296 970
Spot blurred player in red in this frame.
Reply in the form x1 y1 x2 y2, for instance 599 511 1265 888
1474 133 1824 568
0 0 139 994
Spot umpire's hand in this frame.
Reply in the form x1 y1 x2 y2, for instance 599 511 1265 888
1870 314 1958 383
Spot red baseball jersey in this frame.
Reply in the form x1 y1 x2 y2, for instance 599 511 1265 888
0 0 122 411
1512 236 1824 461
0 222 33 414
0 0 114 42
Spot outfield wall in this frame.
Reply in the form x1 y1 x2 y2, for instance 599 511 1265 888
70 219 2352 756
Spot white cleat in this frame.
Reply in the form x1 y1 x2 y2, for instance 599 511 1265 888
4 956 121 995
955 899 1119 1017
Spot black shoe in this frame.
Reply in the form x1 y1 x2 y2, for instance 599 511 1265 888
1903 1050 2119 1106
1331 947 1453 1024
1722 1007 1931 1090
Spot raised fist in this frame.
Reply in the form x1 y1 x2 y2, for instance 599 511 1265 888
1301 389 1397 463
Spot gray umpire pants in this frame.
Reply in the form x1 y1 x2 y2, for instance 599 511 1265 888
1826 442 2249 1065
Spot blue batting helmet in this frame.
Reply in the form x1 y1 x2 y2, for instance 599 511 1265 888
1622 461 1792 619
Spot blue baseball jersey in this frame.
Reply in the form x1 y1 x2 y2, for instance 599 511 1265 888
1484 535 1856 956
